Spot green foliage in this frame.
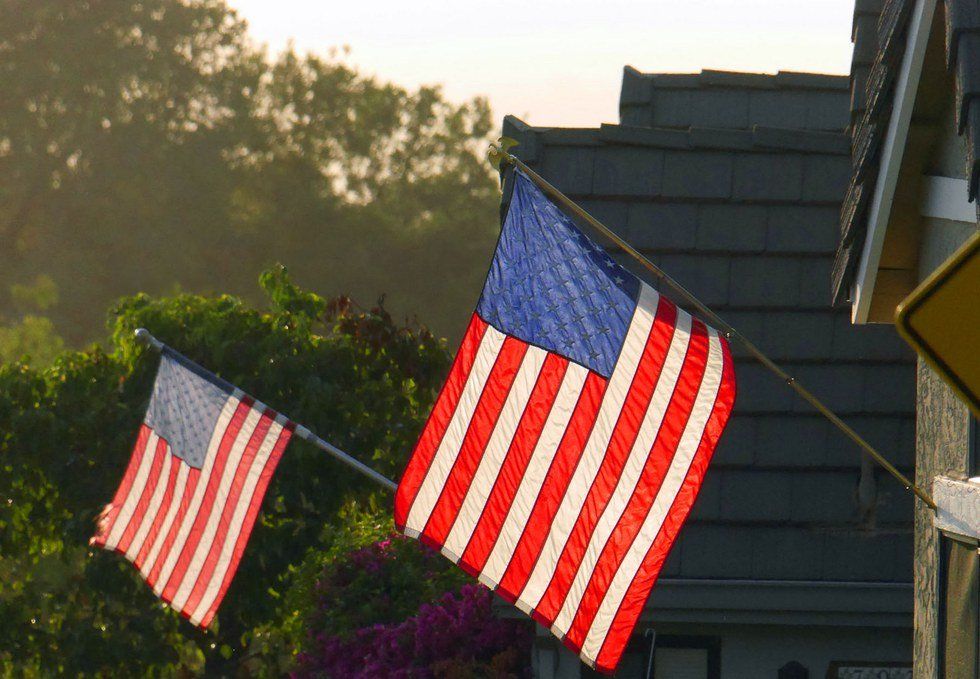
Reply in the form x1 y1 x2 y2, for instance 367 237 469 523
0 268 451 675
0 0 499 347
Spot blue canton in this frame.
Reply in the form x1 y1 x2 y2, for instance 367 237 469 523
145 354 231 468
476 171 640 378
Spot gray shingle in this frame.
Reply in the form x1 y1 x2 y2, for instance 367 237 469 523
720 310 765 360
831 313 913 361
729 257 803 307
696 205 767 252
712 414 757 466
690 473 722 520
719 470 793 521
803 154 852 202
755 415 830 466
862 364 915 413
735 364 797 413
766 205 840 253
792 364 867 414
626 203 699 250
823 415 910 468
798 257 834 307
593 147 664 196
662 151 734 199
761 311 834 360
650 89 696 128
791 471 859 523
750 527 826 579
659 254 731 306
804 91 852 130
734 153 805 201
678 524 754 578
875 483 914 524
822 532 910 581
540 146 596 195
748 91 811 130
690 90 752 129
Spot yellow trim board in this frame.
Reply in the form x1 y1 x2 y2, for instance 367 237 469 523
896 229 980 419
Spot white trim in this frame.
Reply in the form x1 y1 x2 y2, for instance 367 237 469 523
918 175 976 223
851 0 938 324
934 476 980 540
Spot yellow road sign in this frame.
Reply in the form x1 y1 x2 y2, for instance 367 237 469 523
896 229 980 418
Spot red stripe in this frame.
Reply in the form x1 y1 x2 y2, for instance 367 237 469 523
496 371 607 603
133 453 182 569
145 467 200 588
594 338 736 674
92 424 152 546
457 354 569 576
181 410 275 617
533 299 677 626
564 320 709 652
115 436 169 555
160 398 253 602
421 337 528 548
395 314 488 531
197 423 293 628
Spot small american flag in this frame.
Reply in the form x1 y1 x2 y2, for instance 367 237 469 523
92 351 294 628
395 171 736 673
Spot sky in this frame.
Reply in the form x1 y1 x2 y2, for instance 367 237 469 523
226 0 856 128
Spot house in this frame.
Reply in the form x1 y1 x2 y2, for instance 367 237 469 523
832 0 980 676
497 67 917 678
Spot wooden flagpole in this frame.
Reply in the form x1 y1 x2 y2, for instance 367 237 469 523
489 143 936 510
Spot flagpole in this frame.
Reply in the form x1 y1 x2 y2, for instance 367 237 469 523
134 328 399 493
488 144 937 511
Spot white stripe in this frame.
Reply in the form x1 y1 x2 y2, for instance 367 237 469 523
124 448 173 562
515 284 660 613
170 406 264 610
480 363 590 589
404 326 507 534
551 310 692 637
189 419 286 624
140 462 190 580
152 394 241 595
580 328 725 663
104 432 160 550
441 347 548 561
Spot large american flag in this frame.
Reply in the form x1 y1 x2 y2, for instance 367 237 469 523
395 171 736 673
92 351 294 628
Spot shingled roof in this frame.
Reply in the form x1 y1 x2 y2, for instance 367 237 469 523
832 0 980 305
500 68 916 590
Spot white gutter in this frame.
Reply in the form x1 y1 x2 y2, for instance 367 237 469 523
850 0 938 324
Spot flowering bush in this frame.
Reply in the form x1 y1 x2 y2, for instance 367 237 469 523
291 533 533 678
294 583 532 678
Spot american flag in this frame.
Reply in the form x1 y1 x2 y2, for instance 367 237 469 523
92 351 294 628
395 171 736 673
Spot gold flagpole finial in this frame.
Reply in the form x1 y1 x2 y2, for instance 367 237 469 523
488 137 519 171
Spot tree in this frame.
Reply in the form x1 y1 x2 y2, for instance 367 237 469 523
0 0 499 347
0 267 453 675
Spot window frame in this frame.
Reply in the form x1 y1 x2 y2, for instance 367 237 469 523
648 634 721 679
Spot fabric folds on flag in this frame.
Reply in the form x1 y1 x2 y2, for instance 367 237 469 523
92 351 294 628
395 171 737 673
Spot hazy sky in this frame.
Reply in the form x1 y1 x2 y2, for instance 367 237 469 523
227 1 856 127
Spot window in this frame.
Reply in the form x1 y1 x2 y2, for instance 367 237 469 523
580 633 721 679
939 533 980 679
649 635 720 679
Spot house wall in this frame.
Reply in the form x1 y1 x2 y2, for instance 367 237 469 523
534 623 911 679
911 109 977 678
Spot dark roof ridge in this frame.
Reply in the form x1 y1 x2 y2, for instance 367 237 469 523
623 65 849 92
502 115 847 156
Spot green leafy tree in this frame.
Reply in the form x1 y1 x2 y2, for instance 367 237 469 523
0 268 452 675
0 0 498 347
